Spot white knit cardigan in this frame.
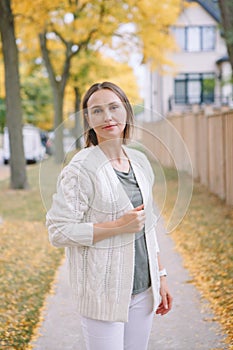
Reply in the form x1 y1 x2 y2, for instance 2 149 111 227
46 145 161 322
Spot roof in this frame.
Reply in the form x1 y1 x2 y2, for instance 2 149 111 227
188 0 221 22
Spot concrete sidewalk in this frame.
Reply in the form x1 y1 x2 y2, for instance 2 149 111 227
31 231 227 350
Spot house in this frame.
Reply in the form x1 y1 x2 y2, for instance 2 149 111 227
144 0 232 120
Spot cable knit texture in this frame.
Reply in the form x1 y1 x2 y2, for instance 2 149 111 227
46 145 161 322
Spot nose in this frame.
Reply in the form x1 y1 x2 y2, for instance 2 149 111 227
104 108 113 122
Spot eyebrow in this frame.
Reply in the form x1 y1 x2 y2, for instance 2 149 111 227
89 101 121 109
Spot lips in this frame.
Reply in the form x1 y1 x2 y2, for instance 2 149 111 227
102 124 117 129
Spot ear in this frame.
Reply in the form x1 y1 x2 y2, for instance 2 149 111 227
85 112 91 126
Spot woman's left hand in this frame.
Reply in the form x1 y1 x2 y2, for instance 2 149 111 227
156 277 173 316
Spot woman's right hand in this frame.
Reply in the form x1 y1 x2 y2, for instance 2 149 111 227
117 204 146 234
93 204 145 243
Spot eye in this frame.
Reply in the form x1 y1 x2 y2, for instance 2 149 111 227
93 108 102 114
111 105 119 110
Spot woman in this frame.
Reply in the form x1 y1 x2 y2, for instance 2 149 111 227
46 82 172 350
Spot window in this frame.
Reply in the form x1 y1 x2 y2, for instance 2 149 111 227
174 74 186 103
174 73 215 104
173 27 185 50
202 27 215 50
172 26 216 52
187 27 201 52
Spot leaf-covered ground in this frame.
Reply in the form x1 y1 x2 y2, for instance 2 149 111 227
0 164 63 349
156 167 233 348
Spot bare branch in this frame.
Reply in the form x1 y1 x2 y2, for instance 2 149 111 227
78 28 98 50
50 26 68 46
39 32 57 89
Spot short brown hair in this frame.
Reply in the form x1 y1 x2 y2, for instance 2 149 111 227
82 81 134 147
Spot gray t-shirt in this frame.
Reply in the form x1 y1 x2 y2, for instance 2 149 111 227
114 164 151 295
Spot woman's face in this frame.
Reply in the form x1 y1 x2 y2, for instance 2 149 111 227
86 89 127 144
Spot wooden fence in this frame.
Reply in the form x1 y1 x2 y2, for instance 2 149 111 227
139 109 233 206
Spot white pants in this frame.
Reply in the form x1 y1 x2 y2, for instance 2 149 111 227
80 288 154 350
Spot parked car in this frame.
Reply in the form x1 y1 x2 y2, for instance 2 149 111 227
3 124 46 164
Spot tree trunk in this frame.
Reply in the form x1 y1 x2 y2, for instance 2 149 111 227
219 0 233 73
53 86 64 163
38 26 96 161
0 0 28 189
39 32 73 163
74 86 83 149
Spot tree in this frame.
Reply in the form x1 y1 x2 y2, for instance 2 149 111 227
21 70 53 130
218 0 233 73
0 98 6 133
0 0 28 188
36 0 125 162
12 0 181 163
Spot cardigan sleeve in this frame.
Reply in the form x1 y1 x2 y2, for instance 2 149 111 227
142 152 164 253
46 163 94 248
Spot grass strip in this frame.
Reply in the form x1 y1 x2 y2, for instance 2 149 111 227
0 163 63 349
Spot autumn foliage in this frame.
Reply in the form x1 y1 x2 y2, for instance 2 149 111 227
0 221 63 349
10 0 181 131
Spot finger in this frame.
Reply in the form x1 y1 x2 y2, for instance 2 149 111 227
156 304 163 313
160 290 168 310
156 305 166 315
139 209 146 217
156 303 169 316
157 294 173 315
138 211 146 219
155 301 163 313
167 293 173 310
133 204 144 211
162 294 168 310
138 215 146 227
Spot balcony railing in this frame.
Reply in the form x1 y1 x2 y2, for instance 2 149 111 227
168 94 233 112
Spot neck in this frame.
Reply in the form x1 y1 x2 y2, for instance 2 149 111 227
98 139 124 160
98 139 129 172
